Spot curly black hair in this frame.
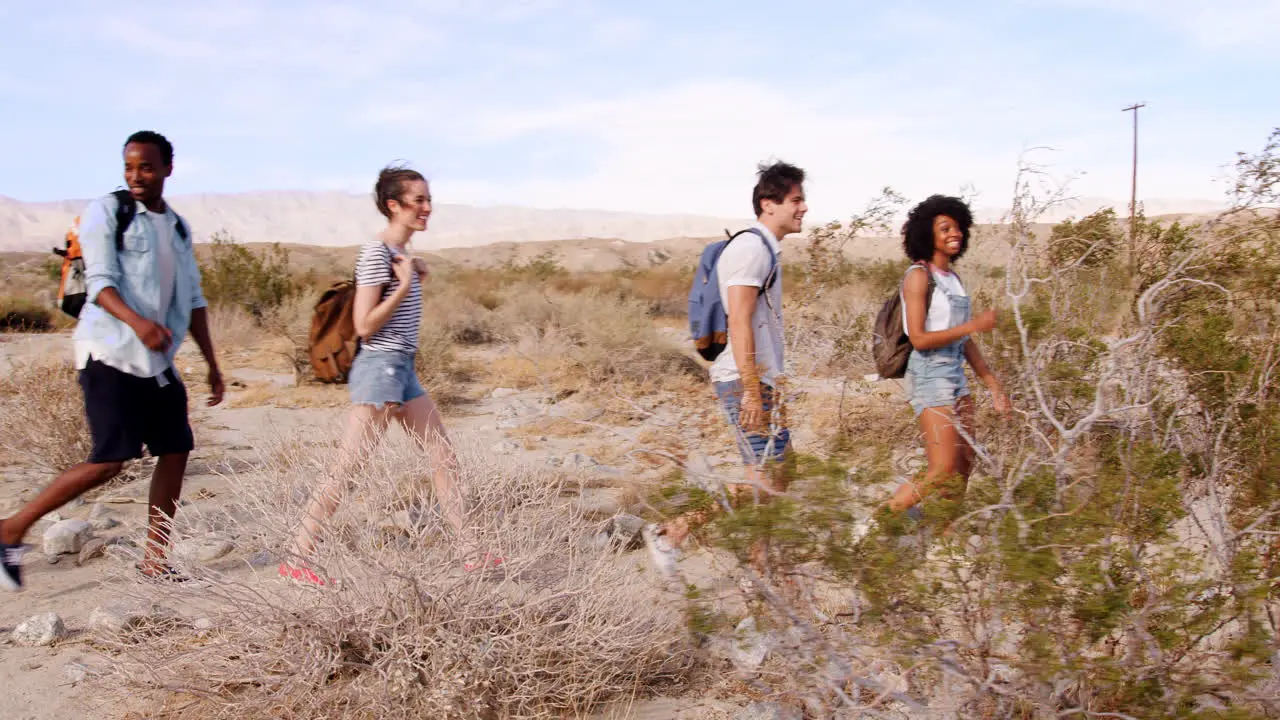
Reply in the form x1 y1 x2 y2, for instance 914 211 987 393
901 194 974 263
124 130 174 167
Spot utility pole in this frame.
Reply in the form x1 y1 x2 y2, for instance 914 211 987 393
1122 102 1146 276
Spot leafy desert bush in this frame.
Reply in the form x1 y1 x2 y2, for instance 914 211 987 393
0 357 91 472
199 231 298 320
92 432 695 718
1046 207 1124 269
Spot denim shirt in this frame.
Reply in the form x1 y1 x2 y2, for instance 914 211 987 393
72 192 208 379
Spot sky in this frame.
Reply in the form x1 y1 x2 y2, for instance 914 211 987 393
1 0 1277 220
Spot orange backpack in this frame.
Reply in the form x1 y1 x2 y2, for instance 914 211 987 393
53 216 87 318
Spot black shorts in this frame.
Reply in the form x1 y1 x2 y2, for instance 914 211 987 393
80 358 195 463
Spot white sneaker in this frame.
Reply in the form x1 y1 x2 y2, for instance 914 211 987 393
641 523 681 582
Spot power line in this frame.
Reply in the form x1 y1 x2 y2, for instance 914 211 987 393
1122 102 1146 275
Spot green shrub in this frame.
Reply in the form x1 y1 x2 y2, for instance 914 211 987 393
199 231 297 320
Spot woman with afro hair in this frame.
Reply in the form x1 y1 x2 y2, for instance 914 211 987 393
888 195 1010 514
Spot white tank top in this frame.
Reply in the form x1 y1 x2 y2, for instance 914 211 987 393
902 266 966 337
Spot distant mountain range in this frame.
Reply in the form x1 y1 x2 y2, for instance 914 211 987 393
0 191 1225 253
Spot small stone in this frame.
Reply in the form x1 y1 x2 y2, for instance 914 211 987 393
88 503 121 531
601 513 645 551
737 702 802 720
728 617 771 671
12 613 66 647
21 661 43 671
43 519 93 555
174 538 235 563
64 661 99 684
564 452 600 468
490 387 519 399
104 543 141 564
248 550 276 567
576 487 626 518
545 456 564 468
77 537 108 566
89 601 180 637
491 440 521 455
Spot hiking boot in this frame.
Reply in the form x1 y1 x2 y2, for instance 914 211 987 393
1 543 25 592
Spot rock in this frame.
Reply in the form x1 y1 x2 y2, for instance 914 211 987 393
738 702 802 720
576 487 626 518
545 457 564 468
600 513 646 550
647 248 672 266
491 440 521 455
248 550 276 567
64 661 100 684
43 519 93 555
88 503 120 531
728 617 771 671
89 601 181 637
77 537 108 565
174 537 235 563
490 387 519 399
12 613 66 647
564 452 600 468
192 617 216 638
21 661 43 671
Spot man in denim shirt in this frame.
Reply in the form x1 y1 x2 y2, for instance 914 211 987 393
1 131 224 590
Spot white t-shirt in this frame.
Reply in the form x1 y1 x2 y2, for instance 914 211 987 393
150 206 178 322
709 222 785 387
902 265 966 336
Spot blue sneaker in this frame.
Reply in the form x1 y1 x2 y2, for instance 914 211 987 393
1 543 24 591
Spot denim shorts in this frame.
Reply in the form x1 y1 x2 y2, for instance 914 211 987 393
905 345 970 416
348 348 425 408
714 380 790 465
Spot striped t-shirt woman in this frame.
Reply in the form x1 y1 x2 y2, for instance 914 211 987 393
354 240 422 353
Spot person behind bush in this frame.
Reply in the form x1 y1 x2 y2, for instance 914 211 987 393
645 161 807 578
888 195 1010 515
279 164 498 587
1 130 225 591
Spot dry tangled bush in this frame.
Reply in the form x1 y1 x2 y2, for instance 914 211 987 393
493 285 701 388
93 432 695 719
0 357 91 472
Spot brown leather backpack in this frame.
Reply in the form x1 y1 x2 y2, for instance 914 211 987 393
308 278 359 383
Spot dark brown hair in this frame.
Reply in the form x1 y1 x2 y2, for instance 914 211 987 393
374 163 427 219
752 161 805 217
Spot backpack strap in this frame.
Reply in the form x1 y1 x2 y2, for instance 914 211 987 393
723 227 779 292
903 261 938 319
110 189 136 252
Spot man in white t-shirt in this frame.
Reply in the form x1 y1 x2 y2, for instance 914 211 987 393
646 161 807 577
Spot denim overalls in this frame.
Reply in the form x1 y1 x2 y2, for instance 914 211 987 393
904 265 972 416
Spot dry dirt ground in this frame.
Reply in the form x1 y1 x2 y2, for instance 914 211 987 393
0 329 907 720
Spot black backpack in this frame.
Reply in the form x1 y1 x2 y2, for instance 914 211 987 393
108 189 189 249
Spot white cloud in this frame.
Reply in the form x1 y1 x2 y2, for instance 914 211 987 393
1034 0 1280 49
